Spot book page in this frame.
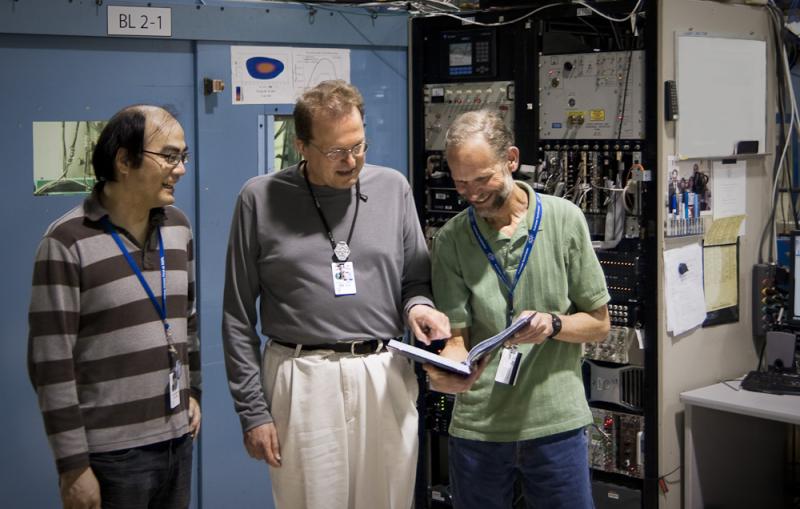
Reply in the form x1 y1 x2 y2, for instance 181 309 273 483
466 313 535 364
387 340 471 375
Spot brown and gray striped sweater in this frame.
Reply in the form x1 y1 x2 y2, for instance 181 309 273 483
28 193 200 474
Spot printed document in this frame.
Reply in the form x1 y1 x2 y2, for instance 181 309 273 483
387 314 535 376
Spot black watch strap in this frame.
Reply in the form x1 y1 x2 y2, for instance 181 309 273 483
548 313 562 339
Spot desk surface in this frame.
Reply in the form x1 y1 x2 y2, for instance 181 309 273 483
680 379 800 425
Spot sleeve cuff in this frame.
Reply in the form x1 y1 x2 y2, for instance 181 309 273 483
403 296 434 317
56 452 90 475
241 414 274 433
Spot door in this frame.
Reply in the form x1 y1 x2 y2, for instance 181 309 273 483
194 40 409 508
0 33 196 508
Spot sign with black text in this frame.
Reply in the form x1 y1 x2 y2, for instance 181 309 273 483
107 6 171 37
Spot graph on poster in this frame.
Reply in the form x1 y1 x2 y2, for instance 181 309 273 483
231 45 350 105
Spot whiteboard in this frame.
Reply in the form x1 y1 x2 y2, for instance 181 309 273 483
676 33 766 159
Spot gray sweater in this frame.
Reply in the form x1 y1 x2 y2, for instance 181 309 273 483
29 194 200 474
222 163 433 431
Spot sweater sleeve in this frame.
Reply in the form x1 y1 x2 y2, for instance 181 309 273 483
399 179 435 316
28 235 89 474
221 188 273 432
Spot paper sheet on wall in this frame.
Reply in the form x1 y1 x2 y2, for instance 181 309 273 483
231 46 350 105
703 244 738 312
712 160 746 236
704 215 745 246
664 243 707 335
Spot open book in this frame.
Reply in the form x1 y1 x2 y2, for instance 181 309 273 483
387 313 535 376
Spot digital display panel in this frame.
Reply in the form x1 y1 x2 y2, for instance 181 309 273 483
448 42 472 67
441 29 496 79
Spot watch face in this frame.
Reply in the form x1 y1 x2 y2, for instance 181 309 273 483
550 313 562 337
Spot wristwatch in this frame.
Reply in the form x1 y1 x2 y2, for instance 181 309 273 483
548 313 562 339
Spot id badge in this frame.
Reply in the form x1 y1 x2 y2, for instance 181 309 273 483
169 371 181 409
331 261 357 296
495 346 522 386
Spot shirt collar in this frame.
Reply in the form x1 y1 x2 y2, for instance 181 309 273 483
517 180 537 227
84 187 167 227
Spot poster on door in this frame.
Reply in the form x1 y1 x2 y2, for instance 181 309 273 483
231 45 350 105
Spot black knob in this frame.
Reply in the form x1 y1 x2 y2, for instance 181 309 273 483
564 61 573 72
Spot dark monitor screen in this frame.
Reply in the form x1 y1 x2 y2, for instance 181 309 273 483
791 231 800 323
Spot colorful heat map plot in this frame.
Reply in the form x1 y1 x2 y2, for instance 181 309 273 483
246 57 285 79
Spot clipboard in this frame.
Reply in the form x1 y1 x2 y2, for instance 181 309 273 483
702 238 740 327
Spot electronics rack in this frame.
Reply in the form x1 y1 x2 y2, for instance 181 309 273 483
410 2 658 508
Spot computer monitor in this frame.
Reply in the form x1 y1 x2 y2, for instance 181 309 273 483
765 331 796 371
791 230 800 324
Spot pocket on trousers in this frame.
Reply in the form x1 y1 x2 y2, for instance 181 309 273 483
90 447 139 463
394 353 419 402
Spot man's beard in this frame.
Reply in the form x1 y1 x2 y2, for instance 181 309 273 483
474 175 514 218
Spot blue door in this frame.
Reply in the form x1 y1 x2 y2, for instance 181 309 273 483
0 33 196 508
194 41 408 509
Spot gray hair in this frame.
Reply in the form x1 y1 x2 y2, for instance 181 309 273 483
444 110 513 160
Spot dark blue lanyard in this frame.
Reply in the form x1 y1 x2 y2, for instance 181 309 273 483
101 217 169 333
469 192 542 325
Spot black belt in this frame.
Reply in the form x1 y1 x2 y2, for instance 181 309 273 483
272 338 398 355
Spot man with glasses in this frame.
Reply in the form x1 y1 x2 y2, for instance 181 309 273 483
222 80 450 509
28 104 201 509
426 109 610 509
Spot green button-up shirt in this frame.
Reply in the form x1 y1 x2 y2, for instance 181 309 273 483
432 182 610 442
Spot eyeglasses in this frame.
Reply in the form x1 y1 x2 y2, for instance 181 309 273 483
309 141 368 161
143 150 190 167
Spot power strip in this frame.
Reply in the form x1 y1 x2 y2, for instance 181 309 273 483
752 264 789 337
753 264 775 337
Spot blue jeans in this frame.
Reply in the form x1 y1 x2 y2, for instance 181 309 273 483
89 434 193 509
449 428 594 509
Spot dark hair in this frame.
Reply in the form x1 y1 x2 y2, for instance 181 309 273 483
293 80 365 143
91 105 177 188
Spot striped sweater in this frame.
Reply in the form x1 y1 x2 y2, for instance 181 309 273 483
28 192 201 474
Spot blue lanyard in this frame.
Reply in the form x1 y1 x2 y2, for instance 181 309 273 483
469 192 542 325
101 217 169 333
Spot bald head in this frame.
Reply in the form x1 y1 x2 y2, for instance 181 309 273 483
92 104 179 186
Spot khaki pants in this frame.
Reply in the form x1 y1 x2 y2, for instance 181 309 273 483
263 341 419 509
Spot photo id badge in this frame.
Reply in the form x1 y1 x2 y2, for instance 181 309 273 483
331 261 357 296
495 347 522 386
169 372 180 409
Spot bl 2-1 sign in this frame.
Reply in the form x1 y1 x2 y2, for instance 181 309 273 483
107 6 172 37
